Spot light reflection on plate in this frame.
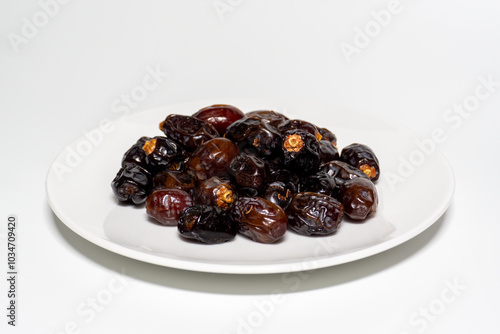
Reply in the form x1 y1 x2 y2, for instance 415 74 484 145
46 98 454 274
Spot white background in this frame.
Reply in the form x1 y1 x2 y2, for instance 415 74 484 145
1 1 500 333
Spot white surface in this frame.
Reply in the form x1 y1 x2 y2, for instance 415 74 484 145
1 1 499 333
46 98 455 274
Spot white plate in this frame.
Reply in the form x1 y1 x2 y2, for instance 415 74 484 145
46 98 455 274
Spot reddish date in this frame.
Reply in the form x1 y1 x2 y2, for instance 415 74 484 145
192 104 244 134
146 189 193 226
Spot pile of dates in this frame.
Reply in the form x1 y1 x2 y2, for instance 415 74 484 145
111 104 380 244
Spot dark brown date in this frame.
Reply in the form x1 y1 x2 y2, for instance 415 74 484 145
159 114 219 151
231 197 288 243
245 110 289 128
298 171 336 196
278 119 322 141
143 136 185 171
152 170 195 194
178 205 238 244
225 116 282 157
186 138 240 182
337 177 378 220
320 161 369 194
121 136 152 169
282 129 321 175
262 181 293 209
194 176 237 210
340 143 380 181
111 164 152 204
286 192 344 236
319 141 339 164
318 127 337 147
145 189 193 226
228 152 269 191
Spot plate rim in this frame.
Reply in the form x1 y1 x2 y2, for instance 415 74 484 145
46 98 455 274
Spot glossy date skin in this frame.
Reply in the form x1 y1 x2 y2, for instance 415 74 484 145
178 205 238 244
320 161 369 195
145 189 193 226
278 119 322 141
111 164 152 204
340 143 380 181
228 153 269 191
281 129 321 175
152 170 195 194
298 171 336 196
186 138 240 182
225 116 282 158
112 104 381 246
192 104 244 134
121 136 152 169
160 114 219 151
231 197 288 243
318 127 337 147
245 110 289 128
337 177 378 220
319 141 339 164
143 136 186 171
262 181 293 210
286 192 344 236
194 176 237 210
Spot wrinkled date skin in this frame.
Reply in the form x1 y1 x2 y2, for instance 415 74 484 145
320 161 369 194
278 119 322 141
225 116 282 157
270 168 299 194
178 205 238 244
112 105 382 246
340 143 380 182
298 171 336 196
152 170 195 194
192 104 245 134
143 136 186 171
318 127 337 147
195 176 237 210
286 192 344 236
228 153 269 191
319 141 339 164
281 129 321 175
231 197 288 243
245 110 289 128
262 181 294 210
121 136 152 169
338 177 378 220
146 189 193 226
160 114 219 151
111 164 152 204
186 138 240 182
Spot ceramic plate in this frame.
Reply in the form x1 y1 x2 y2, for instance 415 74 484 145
46 98 454 274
